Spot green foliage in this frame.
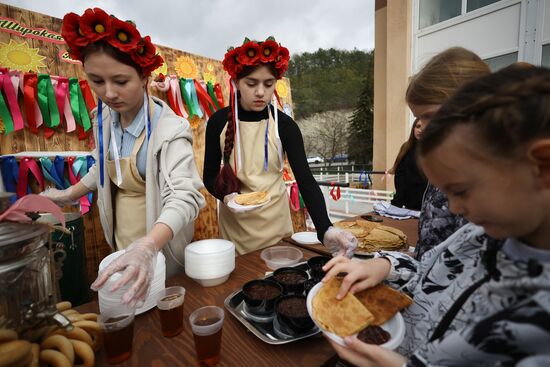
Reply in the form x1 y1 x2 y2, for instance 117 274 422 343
287 48 374 119
347 56 374 167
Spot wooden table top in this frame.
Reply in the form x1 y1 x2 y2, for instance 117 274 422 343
284 213 419 257
77 243 337 366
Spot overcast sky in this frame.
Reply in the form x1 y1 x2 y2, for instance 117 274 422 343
3 0 375 60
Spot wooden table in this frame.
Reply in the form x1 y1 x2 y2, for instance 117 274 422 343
284 213 419 257
78 243 336 366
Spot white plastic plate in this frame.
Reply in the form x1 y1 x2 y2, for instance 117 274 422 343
306 282 405 350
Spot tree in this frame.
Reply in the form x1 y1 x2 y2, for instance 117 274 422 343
299 110 351 166
347 54 374 167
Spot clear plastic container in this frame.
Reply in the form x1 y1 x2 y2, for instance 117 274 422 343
260 246 303 270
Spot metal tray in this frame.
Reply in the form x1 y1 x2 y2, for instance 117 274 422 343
224 262 321 345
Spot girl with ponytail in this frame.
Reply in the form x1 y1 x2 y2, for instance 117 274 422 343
203 37 357 256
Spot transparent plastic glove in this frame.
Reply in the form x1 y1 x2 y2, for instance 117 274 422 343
223 192 255 214
91 236 158 307
40 187 75 206
323 226 358 258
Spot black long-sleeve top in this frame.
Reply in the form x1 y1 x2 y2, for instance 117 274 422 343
203 105 332 242
391 144 428 211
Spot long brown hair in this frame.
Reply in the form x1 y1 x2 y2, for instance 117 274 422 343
419 66 550 159
214 63 278 197
406 47 491 106
389 118 420 174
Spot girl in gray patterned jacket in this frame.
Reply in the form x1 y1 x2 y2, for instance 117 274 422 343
323 66 550 366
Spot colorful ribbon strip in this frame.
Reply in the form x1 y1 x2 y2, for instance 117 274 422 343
329 182 341 201
39 156 65 190
0 156 18 203
16 157 45 199
0 68 24 133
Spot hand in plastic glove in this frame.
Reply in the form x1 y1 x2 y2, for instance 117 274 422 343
328 336 406 367
40 187 75 206
91 236 158 307
323 226 358 258
223 192 256 214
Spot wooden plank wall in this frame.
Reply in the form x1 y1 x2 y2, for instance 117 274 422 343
0 5 296 284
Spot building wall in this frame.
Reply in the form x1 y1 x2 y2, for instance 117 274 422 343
373 0 412 190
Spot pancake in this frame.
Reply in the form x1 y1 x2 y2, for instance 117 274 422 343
354 284 413 325
234 191 269 206
312 278 374 337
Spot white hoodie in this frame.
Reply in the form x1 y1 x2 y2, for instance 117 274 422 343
81 97 205 276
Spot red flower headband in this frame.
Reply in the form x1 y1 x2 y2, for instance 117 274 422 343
61 8 163 76
222 36 290 80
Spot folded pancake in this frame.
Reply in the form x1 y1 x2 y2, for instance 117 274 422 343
354 284 413 325
235 191 269 205
312 278 374 337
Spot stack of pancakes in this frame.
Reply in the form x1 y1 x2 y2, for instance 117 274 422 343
234 191 269 206
334 219 407 252
312 278 412 337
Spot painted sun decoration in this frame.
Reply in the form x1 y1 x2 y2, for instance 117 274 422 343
175 55 198 79
0 39 46 71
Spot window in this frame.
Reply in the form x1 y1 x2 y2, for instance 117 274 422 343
542 44 550 68
467 0 501 12
419 0 462 29
484 52 518 71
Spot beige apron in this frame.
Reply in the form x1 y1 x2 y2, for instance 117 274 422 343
219 112 293 254
106 128 147 250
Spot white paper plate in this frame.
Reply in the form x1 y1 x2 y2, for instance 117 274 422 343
291 231 320 245
306 282 405 350
227 194 271 211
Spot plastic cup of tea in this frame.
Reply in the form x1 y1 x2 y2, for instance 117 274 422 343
156 286 186 337
97 308 135 364
189 306 225 367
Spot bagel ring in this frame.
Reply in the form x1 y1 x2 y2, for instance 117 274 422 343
39 349 71 367
0 340 32 367
0 328 17 343
69 339 95 367
51 326 93 348
73 320 102 352
41 335 74 365
55 301 72 312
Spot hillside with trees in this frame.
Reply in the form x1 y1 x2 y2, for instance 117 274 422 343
287 48 374 167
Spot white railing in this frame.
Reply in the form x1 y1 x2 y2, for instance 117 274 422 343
318 185 393 222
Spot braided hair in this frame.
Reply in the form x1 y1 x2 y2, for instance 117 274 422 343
419 66 550 159
214 63 279 198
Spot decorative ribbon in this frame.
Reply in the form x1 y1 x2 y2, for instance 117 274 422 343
79 80 97 111
0 156 18 203
214 83 224 108
329 182 341 201
271 97 284 172
0 68 24 133
181 78 203 119
230 79 242 174
0 89 14 134
144 91 152 141
194 80 217 119
16 157 45 199
23 73 39 133
98 98 105 187
68 156 91 215
289 182 301 211
264 115 269 171
39 157 65 190
54 155 70 189
86 155 95 206
168 77 188 118
69 77 92 140
37 74 61 129
207 81 221 110
54 77 76 132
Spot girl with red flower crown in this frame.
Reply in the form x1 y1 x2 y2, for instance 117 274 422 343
42 8 205 306
203 37 358 256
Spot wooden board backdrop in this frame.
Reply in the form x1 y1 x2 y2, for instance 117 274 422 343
0 4 295 285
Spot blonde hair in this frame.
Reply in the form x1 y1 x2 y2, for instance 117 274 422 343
406 47 491 106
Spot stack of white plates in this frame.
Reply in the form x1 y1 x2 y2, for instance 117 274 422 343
98 250 166 315
185 239 235 287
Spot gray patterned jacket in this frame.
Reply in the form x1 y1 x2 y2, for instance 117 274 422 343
379 224 550 367
414 183 468 260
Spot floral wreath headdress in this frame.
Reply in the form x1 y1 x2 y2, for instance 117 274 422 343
222 37 290 174
222 36 290 80
61 8 163 76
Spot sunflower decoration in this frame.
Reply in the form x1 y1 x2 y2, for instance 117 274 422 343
61 7 163 76
175 56 199 79
202 71 217 84
0 40 46 72
276 79 289 99
222 36 289 80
